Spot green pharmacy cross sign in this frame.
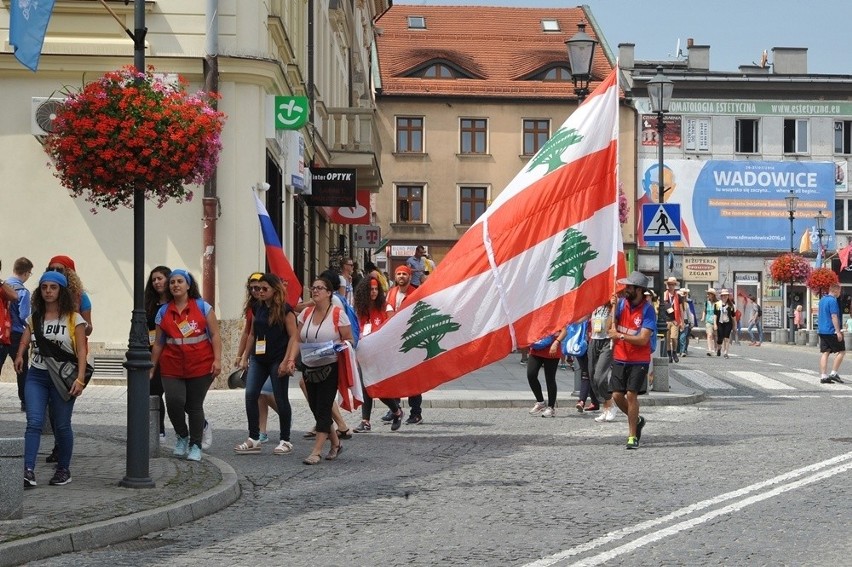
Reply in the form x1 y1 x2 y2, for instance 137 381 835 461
274 96 309 130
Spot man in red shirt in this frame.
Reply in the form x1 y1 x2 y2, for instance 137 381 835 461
384 265 424 425
607 271 656 449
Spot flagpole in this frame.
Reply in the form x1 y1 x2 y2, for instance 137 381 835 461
120 0 154 489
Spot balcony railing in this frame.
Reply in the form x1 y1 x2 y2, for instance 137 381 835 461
315 104 381 155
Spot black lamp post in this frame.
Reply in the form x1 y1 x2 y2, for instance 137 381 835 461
814 209 826 266
565 22 597 103
120 0 154 488
648 66 674 357
784 189 799 341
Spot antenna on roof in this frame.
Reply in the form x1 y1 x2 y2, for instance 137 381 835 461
668 38 685 60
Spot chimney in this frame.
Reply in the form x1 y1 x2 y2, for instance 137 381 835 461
771 47 807 74
687 43 710 71
618 43 635 70
739 65 769 75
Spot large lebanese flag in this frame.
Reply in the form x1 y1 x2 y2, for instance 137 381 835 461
253 193 303 307
359 69 624 398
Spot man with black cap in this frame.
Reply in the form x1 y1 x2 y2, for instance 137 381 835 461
608 271 656 449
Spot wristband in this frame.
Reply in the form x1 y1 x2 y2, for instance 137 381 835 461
75 379 86 387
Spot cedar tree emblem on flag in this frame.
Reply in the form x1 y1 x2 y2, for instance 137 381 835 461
399 302 462 360
548 228 599 285
525 128 585 174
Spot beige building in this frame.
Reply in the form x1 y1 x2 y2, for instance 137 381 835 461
373 5 637 273
0 0 387 380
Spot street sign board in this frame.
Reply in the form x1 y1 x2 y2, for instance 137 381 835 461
642 203 681 243
354 225 382 248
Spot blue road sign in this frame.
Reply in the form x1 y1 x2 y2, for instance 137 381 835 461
642 203 681 243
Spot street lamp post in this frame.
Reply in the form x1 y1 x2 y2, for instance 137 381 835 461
814 209 826 266
648 66 674 357
784 190 799 343
565 22 597 103
120 0 154 488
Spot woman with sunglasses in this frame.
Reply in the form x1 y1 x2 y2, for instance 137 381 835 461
297 275 355 464
15 271 88 488
150 269 222 462
234 273 299 455
145 266 171 441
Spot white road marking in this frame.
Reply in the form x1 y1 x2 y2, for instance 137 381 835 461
523 451 852 567
781 372 848 390
728 370 795 390
673 369 735 390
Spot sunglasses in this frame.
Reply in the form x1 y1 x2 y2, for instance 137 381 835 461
249 285 261 292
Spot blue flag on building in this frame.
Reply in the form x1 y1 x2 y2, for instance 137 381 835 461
9 0 56 71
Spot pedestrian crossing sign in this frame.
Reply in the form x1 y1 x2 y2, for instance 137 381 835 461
642 203 681 242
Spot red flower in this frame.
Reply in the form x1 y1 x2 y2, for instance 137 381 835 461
807 267 839 296
43 66 226 211
770 253 811 284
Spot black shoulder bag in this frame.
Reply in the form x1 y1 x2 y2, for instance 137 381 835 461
32 314 94 402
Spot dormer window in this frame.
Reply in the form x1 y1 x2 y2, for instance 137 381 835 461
541 19 560 32
408 16 426 29
406 60 473 80
528 65 572 82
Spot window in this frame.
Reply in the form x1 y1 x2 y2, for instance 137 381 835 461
838 198 851 232
836 121 852 154
410 64 460 79
783 119 809 154
396 116 423 153
529 66 572 82
459 186 488 225
735 118 759 153
460 118 487 154
684 117 711 152
541 19 560 32
396 185 424 223
523 119 550 156
407 16 425 29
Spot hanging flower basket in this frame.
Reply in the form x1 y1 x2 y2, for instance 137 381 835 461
769 253 811 285
43 66 226 211
806 266 839 296
618 183 630 225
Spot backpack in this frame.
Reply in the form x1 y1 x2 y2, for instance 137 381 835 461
304 297 360 348
756 304 762 317
0 298 10 345
561 322 588 357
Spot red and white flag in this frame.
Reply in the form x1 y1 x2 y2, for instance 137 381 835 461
359 69 625 399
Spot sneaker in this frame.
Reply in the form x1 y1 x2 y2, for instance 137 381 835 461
353 421 372 433
46 446 58 464
584 403 600 412
528 401 547 415
49 468 72 485
520 358 528 365
186 444 202 462
24 469 36 488
380 410 395 423
626 436 639 449
273 440 293 455
542 407 556 418
202 420 213 450
560 363 568 370
159 432 167 444
575 401 585 413
820 376 834 384
716 349 721 356
636 416 646 441
391 411 404 431
673 353 679 363
405 414 423 425
829 372 845 384
258 432 270 443
173 436 189 457
604 406 617 422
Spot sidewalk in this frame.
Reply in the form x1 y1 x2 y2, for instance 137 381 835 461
0 354 702 565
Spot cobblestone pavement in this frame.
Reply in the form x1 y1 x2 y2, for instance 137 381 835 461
5 344 852 566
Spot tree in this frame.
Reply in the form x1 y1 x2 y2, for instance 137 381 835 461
548 228 598 285
399 302 461 360
525 127 584 175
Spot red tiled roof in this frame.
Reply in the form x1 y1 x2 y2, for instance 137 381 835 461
376 5 614 99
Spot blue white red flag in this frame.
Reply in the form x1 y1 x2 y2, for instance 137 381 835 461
9 0 56 71
358 69 624 399
253 192 303 307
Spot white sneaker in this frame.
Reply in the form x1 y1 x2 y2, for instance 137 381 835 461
541 407 556 418
202 420 213 450
604 406 617 422
594 408 609 422
529 401 547 415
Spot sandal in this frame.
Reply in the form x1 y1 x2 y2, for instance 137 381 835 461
302 453 322 465
234 438 261 454
273 440 293 455
337 428 352 440
326 444 343 461
302 430 317 439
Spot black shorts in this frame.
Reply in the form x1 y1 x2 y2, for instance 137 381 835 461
609 362 648 395
819 334 845 353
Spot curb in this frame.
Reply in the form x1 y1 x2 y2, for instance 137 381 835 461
0 456 240 567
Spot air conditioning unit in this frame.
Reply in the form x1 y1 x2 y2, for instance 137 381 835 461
31 97 65 136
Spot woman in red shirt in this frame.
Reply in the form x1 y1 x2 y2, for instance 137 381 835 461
151 269 222 462
352 277 404 432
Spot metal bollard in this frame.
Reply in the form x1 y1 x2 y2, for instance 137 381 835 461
652 356 670 392
808 329 819 347
149 395 161 457
845 331 852 351
0 438 25 520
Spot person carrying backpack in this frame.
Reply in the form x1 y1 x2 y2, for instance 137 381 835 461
0 257 34 412
747 294 763 346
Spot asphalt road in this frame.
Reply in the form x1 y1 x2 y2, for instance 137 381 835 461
27 342 852 566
